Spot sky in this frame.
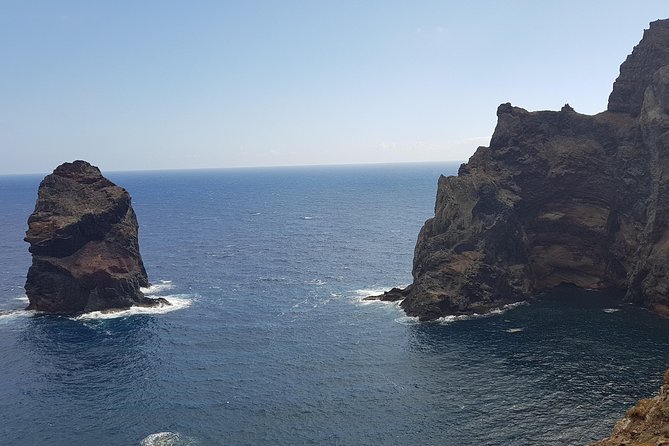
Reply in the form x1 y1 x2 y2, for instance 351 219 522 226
1 1 668 174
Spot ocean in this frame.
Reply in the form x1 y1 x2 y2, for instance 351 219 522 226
1 163 668 445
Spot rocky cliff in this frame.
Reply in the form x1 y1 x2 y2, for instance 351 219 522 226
368 19 669 321
24 160 167 313
594 370 669 445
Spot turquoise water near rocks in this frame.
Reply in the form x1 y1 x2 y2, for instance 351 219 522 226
1 163 668 445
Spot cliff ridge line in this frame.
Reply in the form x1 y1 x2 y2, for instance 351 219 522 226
368 18 669 322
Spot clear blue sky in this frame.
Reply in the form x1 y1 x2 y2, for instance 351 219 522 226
1 1 667 174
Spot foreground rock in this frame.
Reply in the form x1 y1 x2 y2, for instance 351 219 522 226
593 369 669 445
24 160 168 313
369 19 669 321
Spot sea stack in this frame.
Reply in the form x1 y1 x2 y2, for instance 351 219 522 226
24 160 167 313
368 19 669 321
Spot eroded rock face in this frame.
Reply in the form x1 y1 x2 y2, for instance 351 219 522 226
608 20 669 116
370 19 669 321
24 160 167 313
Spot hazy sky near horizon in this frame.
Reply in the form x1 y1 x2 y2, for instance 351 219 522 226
1 1 668 174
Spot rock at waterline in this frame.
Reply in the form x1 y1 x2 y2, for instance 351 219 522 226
24 160 169 313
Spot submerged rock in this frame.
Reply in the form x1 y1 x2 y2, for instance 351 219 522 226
370 19 669 321
593 369 669 445
24 160 168 313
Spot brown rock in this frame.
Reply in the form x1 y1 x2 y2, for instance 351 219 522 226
364 286 411 302
593 370 669 446
24 160 168 313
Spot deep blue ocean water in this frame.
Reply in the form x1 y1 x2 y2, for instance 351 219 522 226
2 163 669 445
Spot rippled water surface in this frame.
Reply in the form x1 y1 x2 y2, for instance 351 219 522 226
1 164 669 445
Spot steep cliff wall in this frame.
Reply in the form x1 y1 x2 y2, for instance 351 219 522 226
370 19 669 321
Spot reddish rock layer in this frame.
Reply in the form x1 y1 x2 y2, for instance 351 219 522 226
24 160 166 313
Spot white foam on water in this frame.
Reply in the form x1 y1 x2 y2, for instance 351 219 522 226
305 279 327 286
14 296 29 302
74 296 192 321
434 301 528 325
140 431 196 446
352 286 409 298
353 288 388 297
603 308 620 313
0 309 37 323
393 315 420 325
350 287 526 324
301 216 314 220
359 298 402 307
505 327 525 333
141 280 174 295
435 314 472 324
349 286 409 308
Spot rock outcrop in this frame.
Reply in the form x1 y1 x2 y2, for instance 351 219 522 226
593 370 669 445
24 160 167 313
368 19 669 321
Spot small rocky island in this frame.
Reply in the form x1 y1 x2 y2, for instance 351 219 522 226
24 160 168 313
368 18 669 323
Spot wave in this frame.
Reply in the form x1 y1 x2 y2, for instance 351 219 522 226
0 309 36 323
14 296 29 302
348 287 407 315
350 286 409 308
394 315 420 325
359 298 402 308
432 301 528 325
305 279 326 286
504 327 525 333
350 286 527 325
74 295 193 321
141 280 174 295
603 308 620 313
140 431 197 446
352 286 409 298
300 216 314 220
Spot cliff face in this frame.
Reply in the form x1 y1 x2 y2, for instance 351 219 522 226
371 19 669 321
608 20 669 116
593 370 669 445
24 160 166 313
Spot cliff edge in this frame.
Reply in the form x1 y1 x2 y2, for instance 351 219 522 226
24 160 167 313
593 370 669 445
368 19 669 321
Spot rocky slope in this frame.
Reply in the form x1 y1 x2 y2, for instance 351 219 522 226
24 160 167 313
594 370 669 445
368 19 669 322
